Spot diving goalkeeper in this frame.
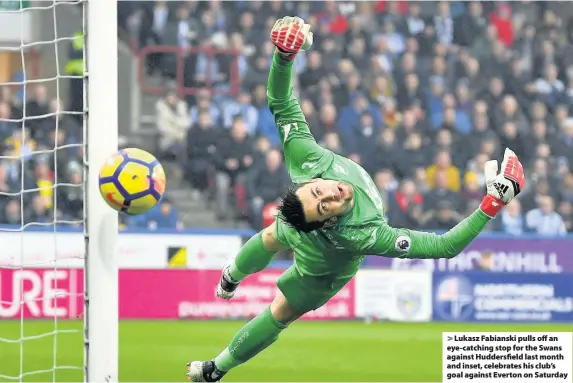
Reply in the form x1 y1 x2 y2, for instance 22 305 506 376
187 17 526 382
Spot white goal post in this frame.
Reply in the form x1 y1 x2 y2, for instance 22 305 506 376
0 0 119 381
85 0 119 381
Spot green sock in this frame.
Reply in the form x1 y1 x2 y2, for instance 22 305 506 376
228 232 275 281
214 307 287 372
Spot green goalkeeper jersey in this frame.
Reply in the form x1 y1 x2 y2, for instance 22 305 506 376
268 52 490 278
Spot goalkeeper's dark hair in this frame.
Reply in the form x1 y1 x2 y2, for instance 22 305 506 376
277 184 325 233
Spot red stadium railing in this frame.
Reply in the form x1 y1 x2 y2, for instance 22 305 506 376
137 45 241 96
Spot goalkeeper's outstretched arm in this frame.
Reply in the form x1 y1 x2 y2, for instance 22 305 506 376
370 149 526 259
267 51 317 145
387 209 491 259
267 17 331 181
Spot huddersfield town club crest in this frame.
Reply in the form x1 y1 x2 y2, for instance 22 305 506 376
395 287 421 319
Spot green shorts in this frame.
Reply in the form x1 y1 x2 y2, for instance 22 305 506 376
276 265 353 313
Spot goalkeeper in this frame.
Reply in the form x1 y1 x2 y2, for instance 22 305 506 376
187 17 526 382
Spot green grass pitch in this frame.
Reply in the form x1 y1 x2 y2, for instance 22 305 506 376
0 320 571 382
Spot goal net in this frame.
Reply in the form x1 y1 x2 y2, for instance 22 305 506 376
0 0 118 381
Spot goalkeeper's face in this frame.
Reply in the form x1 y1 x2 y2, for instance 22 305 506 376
296 179 355 222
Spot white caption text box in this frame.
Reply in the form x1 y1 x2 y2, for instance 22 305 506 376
442 332 572 383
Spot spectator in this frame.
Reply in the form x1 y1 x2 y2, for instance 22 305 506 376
534 63 565 108
372 36 394 73
364 128 400 176
387 179 423 229
554 118 573 166
243 56 272 91
308 77 336 108
3 125 36 162
525 195 567 236
27 194 51 224
253 85 278 145
341 71 366 107
436 96 471 135
344 111 381 155
155 89 190 159
0 87 21 122
460 171 482 215
43 99 81 146
465 110 490 159
345 14 369 48
557 200 573 233
396 132 427 178
494 95 529 135
233 11 262 53
246 148 290 230
34 161 54 210
560 171 573 204
321 132 345 156
455 81 473 116
422 200 463 231
534 40 559 79
299 99 321 142
0 162 17 205
426 76 446 125
404 3 425 37
433 2 454 47
2 199 21 225
494 199 525 236
396 109 421 140
482 77 506 113
339 93 381 138
222 90 258 134
465 153 489 190
321 37 343 73
58 166 83 221
186 110 218 194
299 51 325 88
129 198 183 230
454 1 487 47
477 135 500 163
426 150 460 192
489 3 514 47
0 102 15 142
315 1 348 35
397 72 423 110
139 1 170 75
470 23 497 59
379 21 405 55
380 99 402 129
434 129 463 168
371 74 396 107
345 36 369 72
498 122 528 160
189 89 221 126
374 168 399 210
377 1 407 26
423 170 463 213
214 116 253 220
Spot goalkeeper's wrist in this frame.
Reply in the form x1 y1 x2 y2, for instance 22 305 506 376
274 47 297 61
479 194 504 218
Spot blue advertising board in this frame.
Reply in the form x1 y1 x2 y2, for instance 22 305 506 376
366 236 573 273
432 271 573 323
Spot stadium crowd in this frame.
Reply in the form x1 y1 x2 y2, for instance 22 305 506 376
134 0 573 235
0 84 85 227
1 1 572 238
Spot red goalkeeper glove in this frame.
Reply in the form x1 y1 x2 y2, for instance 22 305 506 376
270 16 314 61
480 148 526 218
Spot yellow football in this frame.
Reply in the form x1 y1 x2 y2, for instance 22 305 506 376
98 148 166 215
